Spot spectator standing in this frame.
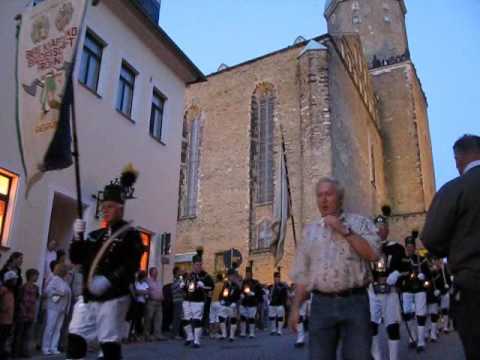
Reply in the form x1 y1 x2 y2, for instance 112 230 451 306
14 269 40 358
42 263 72 355
43 241 58 283
145 267 166 341
170 267 185 340
421 134 480 360
0 271 18 358
131 271 149 341
289 177 380 360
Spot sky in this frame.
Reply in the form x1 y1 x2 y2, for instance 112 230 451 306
159 0 480 189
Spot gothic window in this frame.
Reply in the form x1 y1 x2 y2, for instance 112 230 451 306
251 84 274 204
257 219 273 250
178 108 201 219
352 1 360 10
352 15 361 24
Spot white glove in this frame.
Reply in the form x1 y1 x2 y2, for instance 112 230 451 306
197 281 205 289
73 219 86 240
386 271 400 286
434 289 441 297
88 275 111 296
418 273 426 281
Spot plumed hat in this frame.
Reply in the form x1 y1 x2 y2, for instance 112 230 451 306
102 163 139 204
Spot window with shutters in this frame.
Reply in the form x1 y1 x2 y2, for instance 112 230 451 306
178 108 202 219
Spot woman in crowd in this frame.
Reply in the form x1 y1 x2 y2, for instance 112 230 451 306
15 268 40 358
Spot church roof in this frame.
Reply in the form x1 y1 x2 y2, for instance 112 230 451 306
298 40 327 57
203 34 329 79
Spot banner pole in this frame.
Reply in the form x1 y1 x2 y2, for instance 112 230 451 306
280 129 297 248
70 81 83 220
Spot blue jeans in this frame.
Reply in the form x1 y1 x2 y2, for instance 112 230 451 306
309 290 372 360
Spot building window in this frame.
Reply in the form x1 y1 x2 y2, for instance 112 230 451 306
179 110 201 219
79 31 103 92
257 219 273 250
353 15 361 24
149 89 166 142
252 87 274 204
116 62 136 118
352 1 360 10
0 169 18 246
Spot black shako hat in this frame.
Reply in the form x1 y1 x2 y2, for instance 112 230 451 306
374 205 391 225
405 230 419 246
101 164 139 205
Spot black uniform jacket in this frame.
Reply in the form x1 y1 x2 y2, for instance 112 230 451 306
183 271 214 303
69 220 144 302
422 165 480 291
219 281 241 306
269 282 288 307
240 278 262 307
399 254 430 294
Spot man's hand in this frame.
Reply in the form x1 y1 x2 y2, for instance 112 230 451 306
88 275 111 296
73 219 86 240
324 215 348 236
288 304 300 334
386 271 400 286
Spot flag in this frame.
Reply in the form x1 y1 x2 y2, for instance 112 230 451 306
271 139 291 266
16 0 88 194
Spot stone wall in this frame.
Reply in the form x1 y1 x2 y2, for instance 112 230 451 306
177 42 320 284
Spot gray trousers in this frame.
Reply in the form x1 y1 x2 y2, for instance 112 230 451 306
145 300 163 338
309 291 372 360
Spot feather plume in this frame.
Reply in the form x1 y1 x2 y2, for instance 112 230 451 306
120 163 139 188
381 205 392 217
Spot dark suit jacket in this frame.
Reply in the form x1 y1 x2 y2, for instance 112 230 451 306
421 165 480 291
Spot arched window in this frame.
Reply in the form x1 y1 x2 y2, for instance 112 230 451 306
179 107 201 218
251 83 275 204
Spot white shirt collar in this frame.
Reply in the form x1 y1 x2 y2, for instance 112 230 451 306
463 160 480 175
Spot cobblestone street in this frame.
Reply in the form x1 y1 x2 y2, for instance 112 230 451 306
32 327 464 360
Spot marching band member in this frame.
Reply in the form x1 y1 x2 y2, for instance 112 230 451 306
425 256 443 342
182 248 214 348
67 168 144 360
268 272 288 336
439 260 453 333
399 231 430 353
368 207 406 360
219 269 241 342
239 267 262 338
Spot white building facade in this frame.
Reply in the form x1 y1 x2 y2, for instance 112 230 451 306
0 0 204 283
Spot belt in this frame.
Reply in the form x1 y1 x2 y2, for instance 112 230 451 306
312 287 366 298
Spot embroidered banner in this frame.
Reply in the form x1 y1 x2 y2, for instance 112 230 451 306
16 0 88 194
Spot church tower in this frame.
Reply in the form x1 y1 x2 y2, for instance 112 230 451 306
325 0 436 237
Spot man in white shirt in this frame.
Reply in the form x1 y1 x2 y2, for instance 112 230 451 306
145 267 166 341
289 177 380 360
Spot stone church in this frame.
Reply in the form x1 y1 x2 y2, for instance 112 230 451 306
175 0 436 283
